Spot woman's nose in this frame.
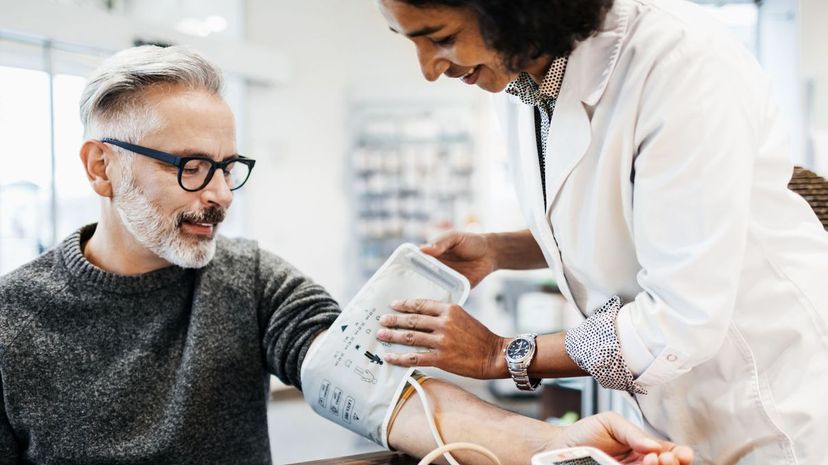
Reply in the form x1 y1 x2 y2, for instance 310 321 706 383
416 45 450 82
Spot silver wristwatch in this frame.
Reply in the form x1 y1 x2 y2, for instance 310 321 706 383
504 333 541 391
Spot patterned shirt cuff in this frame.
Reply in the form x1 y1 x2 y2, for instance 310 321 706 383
564 296 647 395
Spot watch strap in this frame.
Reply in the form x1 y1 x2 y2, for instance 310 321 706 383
508 362 541 391
506 333 541 391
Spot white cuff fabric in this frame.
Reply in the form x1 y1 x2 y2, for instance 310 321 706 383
615 304 657 377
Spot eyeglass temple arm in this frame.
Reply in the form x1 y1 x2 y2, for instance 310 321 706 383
100 138 182 166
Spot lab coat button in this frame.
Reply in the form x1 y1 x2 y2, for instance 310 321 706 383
666 354 678 362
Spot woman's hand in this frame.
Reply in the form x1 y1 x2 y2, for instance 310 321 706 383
559 412 694 465
420 231 499 288
377 298 509 379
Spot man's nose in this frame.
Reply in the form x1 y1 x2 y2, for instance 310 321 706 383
200 170 233 209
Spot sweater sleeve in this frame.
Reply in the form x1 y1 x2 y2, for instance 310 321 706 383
257 250 340 391
0 373 20 464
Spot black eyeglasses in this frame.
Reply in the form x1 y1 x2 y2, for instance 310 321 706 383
101 138 256 192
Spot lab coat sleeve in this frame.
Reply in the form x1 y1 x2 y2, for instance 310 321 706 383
257 249 341 391
616 39 765 388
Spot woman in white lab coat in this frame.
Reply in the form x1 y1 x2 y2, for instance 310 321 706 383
375 0 828 464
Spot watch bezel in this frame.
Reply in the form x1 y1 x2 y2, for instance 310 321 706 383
504 334 536 364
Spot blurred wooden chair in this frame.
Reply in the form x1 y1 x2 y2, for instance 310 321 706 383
788 166 828 230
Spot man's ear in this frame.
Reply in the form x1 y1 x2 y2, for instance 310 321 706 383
80 140 114 198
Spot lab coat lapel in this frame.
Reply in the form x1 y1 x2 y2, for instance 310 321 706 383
543 77 592 210
512 102 575 302
506 76 591 218
500 0 633 304
515 104 547 220
544 0 632 208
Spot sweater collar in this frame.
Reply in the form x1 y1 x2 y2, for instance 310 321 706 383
60 223 192 294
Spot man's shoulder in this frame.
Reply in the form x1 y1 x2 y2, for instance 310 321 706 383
211 235 303 283
0 248 63 340
0 247 61 293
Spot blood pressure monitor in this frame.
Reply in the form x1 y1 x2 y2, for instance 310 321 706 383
531 447 622 465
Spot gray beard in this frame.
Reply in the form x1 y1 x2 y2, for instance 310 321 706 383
112 175 217 269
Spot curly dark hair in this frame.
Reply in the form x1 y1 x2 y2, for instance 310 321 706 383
395 0 614 72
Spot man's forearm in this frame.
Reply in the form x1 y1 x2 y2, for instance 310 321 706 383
486 229 547 271
387 378 562 465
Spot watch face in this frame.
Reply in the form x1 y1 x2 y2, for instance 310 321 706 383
507 338 531 360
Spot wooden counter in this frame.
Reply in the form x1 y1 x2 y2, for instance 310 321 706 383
286 450 418 465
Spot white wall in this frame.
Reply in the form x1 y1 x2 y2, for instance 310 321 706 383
799 0 828 79
758 0 808 167
799 0 828 173
0 0 288 84
243 0 501 301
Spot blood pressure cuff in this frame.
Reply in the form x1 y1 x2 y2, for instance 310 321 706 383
300 244 470 447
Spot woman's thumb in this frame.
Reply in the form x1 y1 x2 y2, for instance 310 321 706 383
421 231 462 256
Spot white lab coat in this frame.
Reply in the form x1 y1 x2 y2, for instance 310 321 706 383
494 0 828 463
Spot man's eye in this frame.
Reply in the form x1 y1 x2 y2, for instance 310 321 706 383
431 35 456 47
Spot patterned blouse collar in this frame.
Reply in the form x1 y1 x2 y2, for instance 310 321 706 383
505 56 568 106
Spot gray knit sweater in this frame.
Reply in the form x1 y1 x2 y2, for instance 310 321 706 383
0 224 340 464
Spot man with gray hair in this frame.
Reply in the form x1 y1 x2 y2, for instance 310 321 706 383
0 45 692 465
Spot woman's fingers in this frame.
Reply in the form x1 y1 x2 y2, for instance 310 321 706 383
383 350 438 367
420 231 464 256
377 328 442 348
379 312 438 331
377 298 502 378
390 299 450 316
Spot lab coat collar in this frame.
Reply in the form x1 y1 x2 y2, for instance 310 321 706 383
572 0 635 106
503 0 636 107
497 0 638 302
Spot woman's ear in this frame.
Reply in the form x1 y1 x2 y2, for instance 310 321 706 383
80 140 113 198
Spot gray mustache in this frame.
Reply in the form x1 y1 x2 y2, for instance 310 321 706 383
177 206 226 227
